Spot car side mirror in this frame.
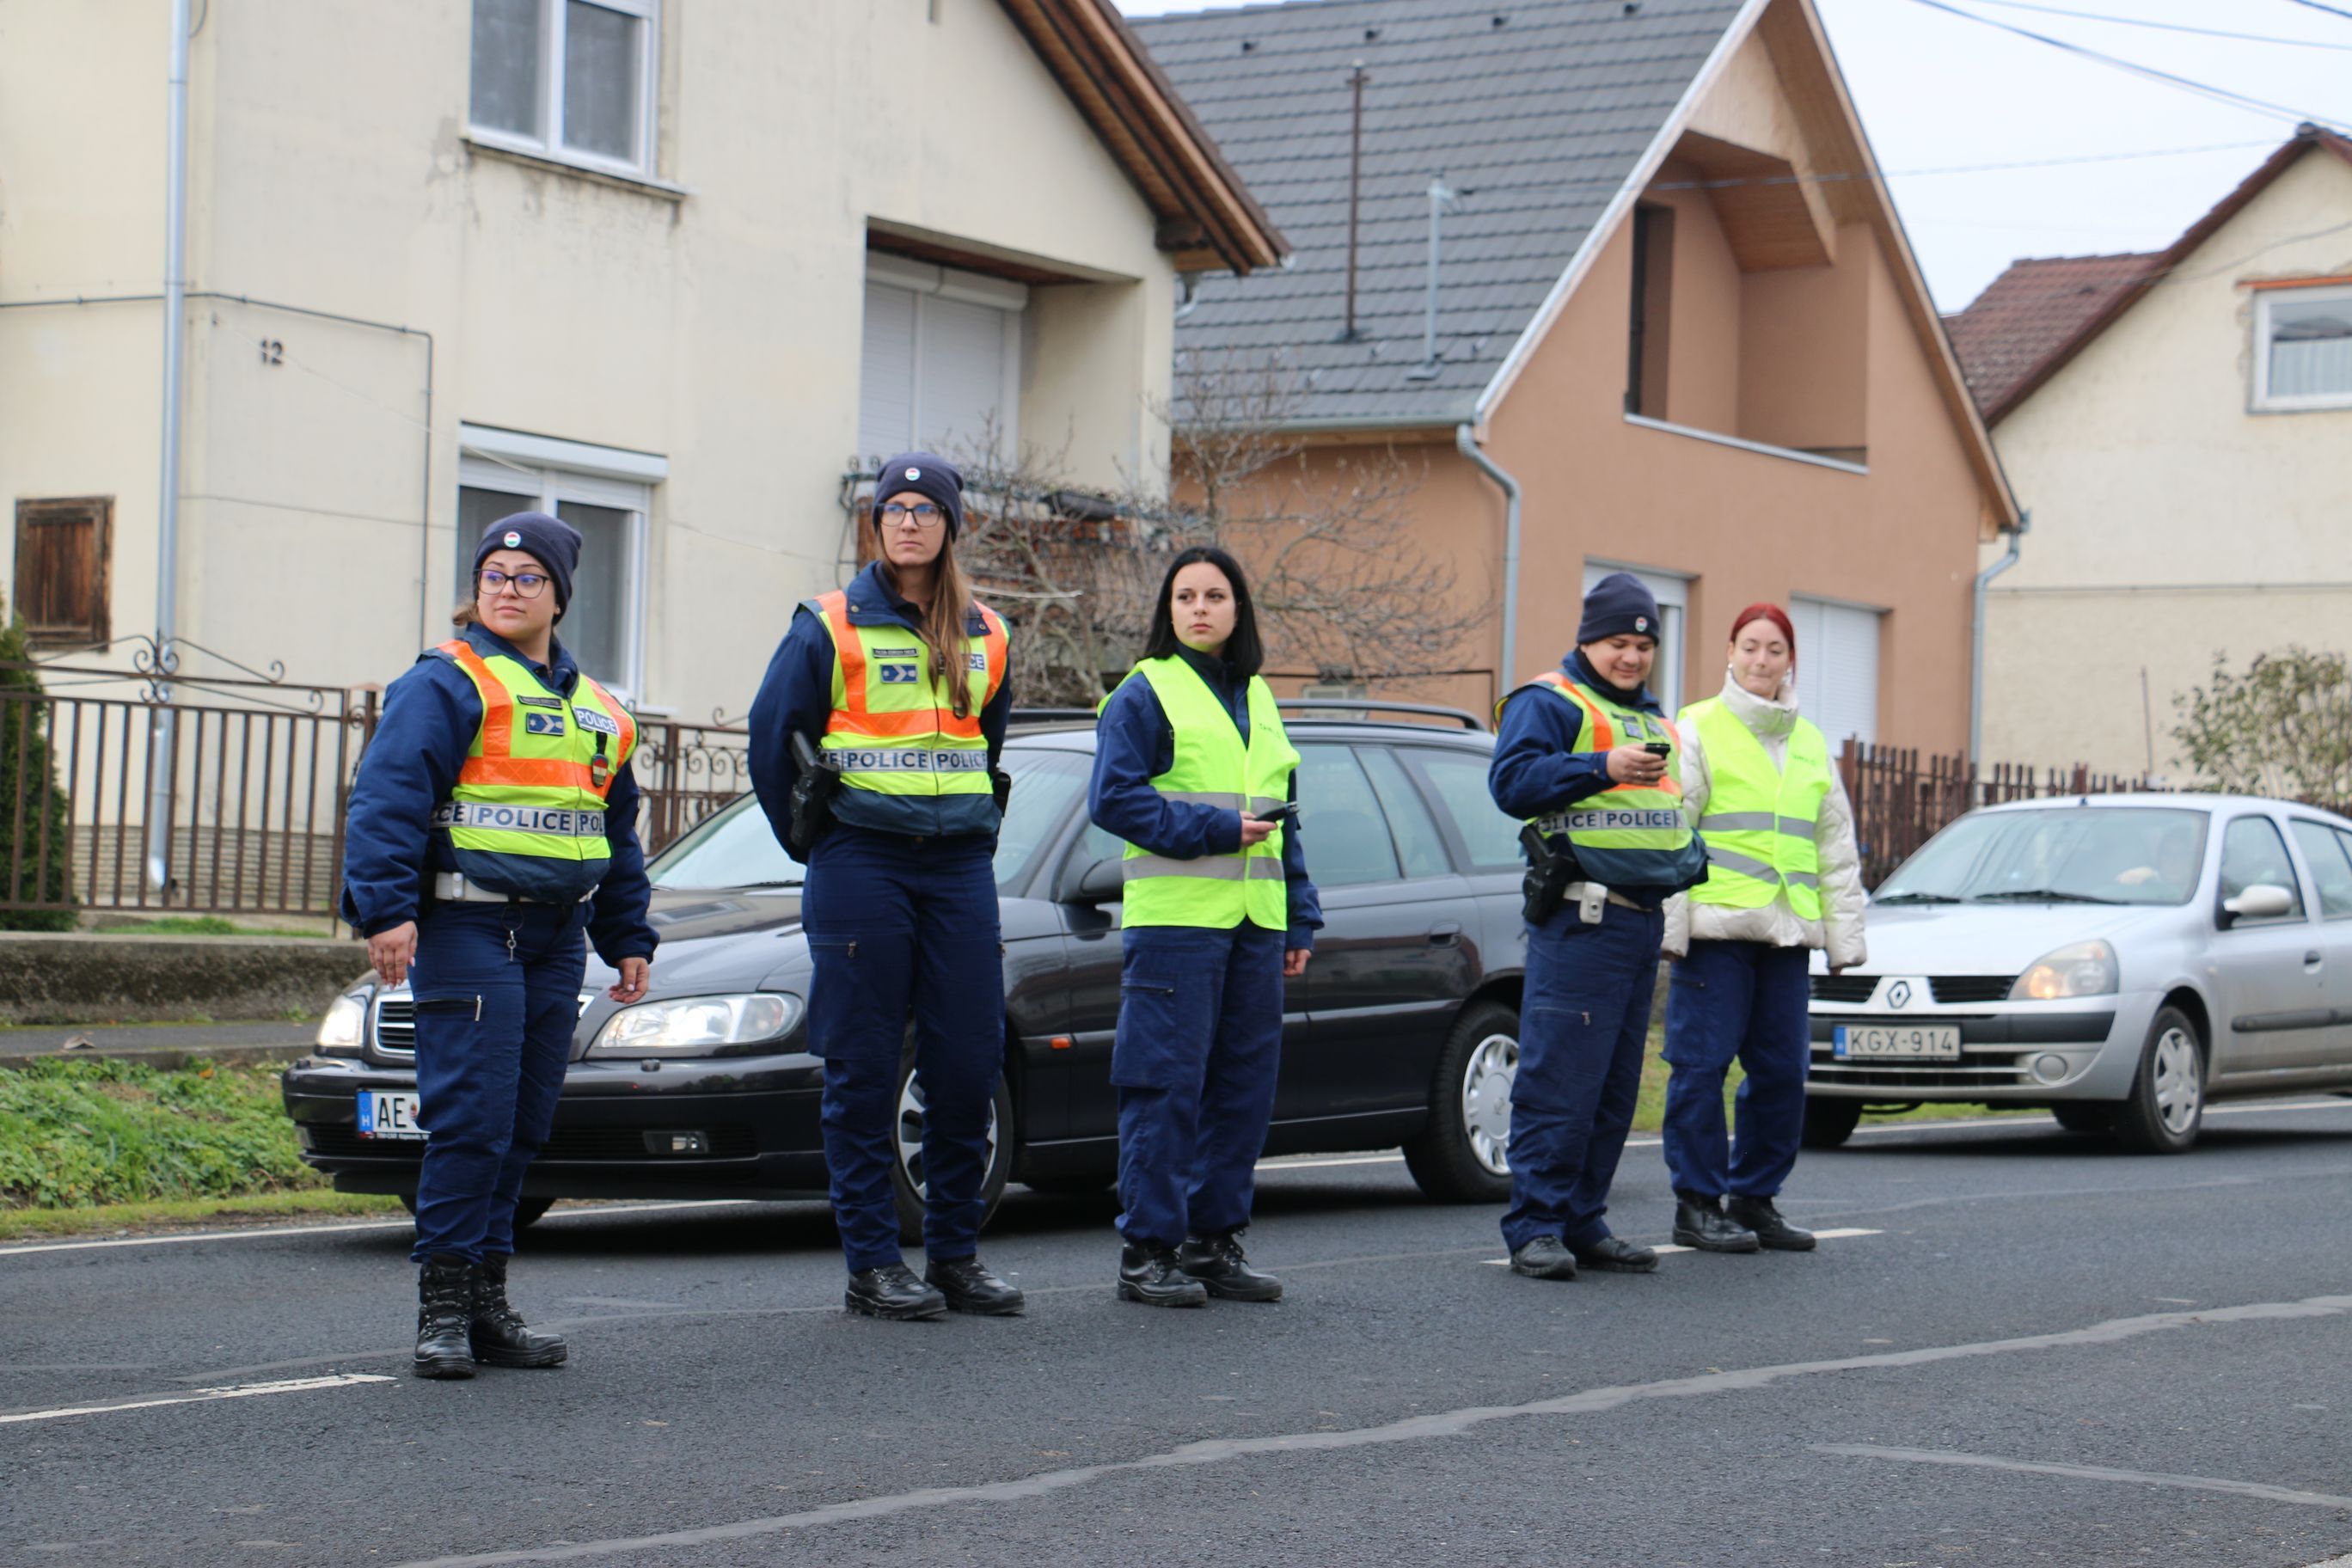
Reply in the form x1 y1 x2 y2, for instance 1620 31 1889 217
1058 854 1124 907
2221 883 2295 925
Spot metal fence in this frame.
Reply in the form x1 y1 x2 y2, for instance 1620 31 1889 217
1837 741 2169 889
632 719 752 855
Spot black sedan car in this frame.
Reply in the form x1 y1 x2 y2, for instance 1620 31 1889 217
283 704 1534 1238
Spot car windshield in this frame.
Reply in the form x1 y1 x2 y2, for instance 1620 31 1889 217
1876 805 2208 906
646 744 1089 893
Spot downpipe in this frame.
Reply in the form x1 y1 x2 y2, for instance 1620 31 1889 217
1969 509 2028 801
1455 424 1522 701
147 0 193 894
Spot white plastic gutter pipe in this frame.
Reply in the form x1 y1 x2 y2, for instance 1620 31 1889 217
147 0 193 893
1456 424 1522 702
1969 508 2028 794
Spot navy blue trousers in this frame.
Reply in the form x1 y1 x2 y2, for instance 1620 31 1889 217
1662 939 1811 1201
1113 922 1284 1250
407 902 589 1265
1500 899 1663 1253
803 825 1004 1273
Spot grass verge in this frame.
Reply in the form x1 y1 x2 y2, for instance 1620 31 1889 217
0 1057 328 1210
0 1190 404 1242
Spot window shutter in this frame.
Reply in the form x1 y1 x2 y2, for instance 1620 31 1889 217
916 295 1010 459
858 281 918 462
1792 597 1879 749
12 497 111 646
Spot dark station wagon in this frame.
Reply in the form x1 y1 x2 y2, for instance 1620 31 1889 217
283 704 1537 1238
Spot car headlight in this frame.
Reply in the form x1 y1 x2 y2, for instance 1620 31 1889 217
2009 940 2118 1001
586 993 804 1058
316 991 369 1055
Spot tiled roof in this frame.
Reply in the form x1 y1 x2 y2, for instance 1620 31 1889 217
1942 254 2156 419
1130 0 1744 428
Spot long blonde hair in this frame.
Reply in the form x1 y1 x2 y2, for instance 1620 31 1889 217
882 530 978 720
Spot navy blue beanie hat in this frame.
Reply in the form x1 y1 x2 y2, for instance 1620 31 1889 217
1576 571 1663 646
872 452 966 540
473 511 581 617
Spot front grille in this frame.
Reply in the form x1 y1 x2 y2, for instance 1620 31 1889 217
371 991 593 1060
1810 1050 2030 1089
302 1123 758 1161
1811 975 1878 1003
1929 976 2017 1005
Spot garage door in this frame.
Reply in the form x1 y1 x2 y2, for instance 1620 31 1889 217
1790 596 1880 750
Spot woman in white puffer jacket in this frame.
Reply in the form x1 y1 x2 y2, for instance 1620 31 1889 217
1659 604 1866 1256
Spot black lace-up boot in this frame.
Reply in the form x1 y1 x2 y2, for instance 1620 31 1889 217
1176 1229 1283 1302
470 1253 568 1368
413 1254 477 1380
1118 1244 1210 1308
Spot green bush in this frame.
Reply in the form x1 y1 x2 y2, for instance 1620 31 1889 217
0 616 76 932
0 1058 324 1209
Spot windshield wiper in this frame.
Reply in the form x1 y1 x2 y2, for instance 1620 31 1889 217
1873 891 1963 904
1970 889 2124 904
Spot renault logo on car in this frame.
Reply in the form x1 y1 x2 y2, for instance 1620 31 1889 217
1888 980 1913 1009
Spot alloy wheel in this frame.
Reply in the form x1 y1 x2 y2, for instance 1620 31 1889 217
897 1072 1001 1198
2150 1026 2202 1136
1461 1032 1518 1176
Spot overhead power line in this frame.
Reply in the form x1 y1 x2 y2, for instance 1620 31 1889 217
1969 0 2352 51
2277 0 2352 21
1905 0 2352 135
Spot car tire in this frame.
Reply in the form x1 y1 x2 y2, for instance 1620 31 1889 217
2110 1006 2204 1155
2049 1102 2114 1135
512 1196 556 1230
890 1052 1016 1248
1021 1173 1115 1197
1798 1094 1864 1149
1402 1000 1520 1204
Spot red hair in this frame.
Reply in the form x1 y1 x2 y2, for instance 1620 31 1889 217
1728 602 1796 662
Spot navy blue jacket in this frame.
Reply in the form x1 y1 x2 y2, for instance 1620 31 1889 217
1087 646 1323 949
747 562 1014 845
340 623 658 965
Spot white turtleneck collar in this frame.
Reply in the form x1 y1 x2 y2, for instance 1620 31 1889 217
1718 665 1800 740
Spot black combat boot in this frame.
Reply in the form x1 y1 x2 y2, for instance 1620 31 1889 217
470 1253 568 1368
1672 1191 1761 1253
1726 1195 1817 1252
925 1255 1026 1316
413 1254 477 1380
1176 1229 1283 1302
1118 1244 1210 1308
845 1261 947 1320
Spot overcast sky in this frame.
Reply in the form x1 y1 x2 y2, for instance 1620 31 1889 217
1111 0 2352 312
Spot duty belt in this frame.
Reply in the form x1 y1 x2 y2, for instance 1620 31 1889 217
432 802 607 837
432 872 595 905
1567 881 1650 913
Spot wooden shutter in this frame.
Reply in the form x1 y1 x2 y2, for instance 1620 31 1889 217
12 497 112 646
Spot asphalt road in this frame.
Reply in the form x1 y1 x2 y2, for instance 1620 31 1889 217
6 1098 2352 1568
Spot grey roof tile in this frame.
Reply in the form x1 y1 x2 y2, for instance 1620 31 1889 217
1134 0 1743 426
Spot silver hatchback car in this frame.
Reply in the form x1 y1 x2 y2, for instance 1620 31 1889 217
1803 794 2352 1152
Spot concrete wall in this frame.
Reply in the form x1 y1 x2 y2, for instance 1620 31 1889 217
1982 149 2352 776
1 0 1182 724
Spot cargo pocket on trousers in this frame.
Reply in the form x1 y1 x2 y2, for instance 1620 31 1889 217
805 935 897 1061
1111 980 1191 1091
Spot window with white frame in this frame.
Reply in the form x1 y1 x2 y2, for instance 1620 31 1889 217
1583 561 1689 714
2253 283 2352 412
858 254 1026 467
469 0 659 179
457 426 665 699
1789 595 1882 751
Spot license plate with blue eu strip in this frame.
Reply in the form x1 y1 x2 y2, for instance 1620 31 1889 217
358 1090 426 1140
1833 1025 1961 1062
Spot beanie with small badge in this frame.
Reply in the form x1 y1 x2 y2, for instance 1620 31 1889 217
1576 571 1663 646
474 511 582 618
871 452 966 540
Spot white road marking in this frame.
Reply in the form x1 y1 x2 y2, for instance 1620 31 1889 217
387 1290 2352 1567
1846 1097 2352 1138
0 1198 754 1259
1811 1443 2352 1510
0 1373 395 1426
1482 1228 1883 1264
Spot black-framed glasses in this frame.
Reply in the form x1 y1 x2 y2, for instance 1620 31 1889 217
879 501 946 530
477 569 551 599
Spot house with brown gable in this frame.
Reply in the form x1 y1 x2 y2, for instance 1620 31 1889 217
1133 0 2018 751
1945 126 2352 776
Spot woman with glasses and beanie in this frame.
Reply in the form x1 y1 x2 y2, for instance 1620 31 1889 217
1087 545 1320 1307
1660 603 1866 1254
748 453 1022 1322
341 511 658 1379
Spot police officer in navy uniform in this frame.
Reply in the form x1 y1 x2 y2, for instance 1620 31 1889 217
748 454 1023 1321
342 511 658 1378
1088 546 1321 1306
1487 572 1707 1282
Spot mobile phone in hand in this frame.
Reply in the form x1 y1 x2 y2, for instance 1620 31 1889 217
1643 743 1673 758
1253 802 1301 827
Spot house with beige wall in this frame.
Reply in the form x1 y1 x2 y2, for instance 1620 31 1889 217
1 0 1277 720
1135 0 2016 751
1946 127 2352 777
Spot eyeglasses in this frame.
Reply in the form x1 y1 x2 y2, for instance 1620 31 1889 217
477 569 551 599
879 502 946 530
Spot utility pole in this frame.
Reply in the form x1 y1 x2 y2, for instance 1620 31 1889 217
1341 62 1367 341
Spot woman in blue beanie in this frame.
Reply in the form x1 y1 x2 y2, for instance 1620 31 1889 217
748 454 1023 1322
340 511 658 1377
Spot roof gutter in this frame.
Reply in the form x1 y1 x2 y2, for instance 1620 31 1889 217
1470 0 1770 424
1456 423 1522 696
1969 509 2029 797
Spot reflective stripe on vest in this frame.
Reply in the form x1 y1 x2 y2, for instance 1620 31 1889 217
1111 658 1297 930
810 591 1008 800
432 640 634 877
1681 696 1830 917
1500 672 1694 878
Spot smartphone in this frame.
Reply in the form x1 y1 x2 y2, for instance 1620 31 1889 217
1253 801 1301 827
1643 742 1673 758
